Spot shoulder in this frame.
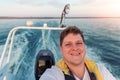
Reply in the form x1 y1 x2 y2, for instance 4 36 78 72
97 64 116 80
40 66 65 80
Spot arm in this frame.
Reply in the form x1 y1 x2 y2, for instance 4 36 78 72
40 66 65 80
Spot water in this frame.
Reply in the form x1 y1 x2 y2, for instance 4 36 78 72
0 18 120 80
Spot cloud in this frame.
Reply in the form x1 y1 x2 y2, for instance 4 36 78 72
16 0 67 8
16 0 45 6
1 0 120 17
16 0 96 8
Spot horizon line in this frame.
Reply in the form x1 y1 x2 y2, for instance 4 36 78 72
0 16 120 19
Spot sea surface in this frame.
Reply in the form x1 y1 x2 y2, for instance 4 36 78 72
0 18 120 80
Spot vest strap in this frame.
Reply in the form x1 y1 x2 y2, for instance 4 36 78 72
63 68 97 80
85 64 96 80
64 74 76 80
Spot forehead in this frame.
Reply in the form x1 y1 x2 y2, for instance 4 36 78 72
63 33 83 42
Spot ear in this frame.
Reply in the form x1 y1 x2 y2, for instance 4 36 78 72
60 46 63 54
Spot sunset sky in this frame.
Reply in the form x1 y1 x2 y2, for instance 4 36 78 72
0 0 120 17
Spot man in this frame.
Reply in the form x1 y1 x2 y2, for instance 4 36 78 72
40 26 116 80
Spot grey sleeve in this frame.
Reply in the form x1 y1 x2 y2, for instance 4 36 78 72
40 66 65 80
97 64 116 80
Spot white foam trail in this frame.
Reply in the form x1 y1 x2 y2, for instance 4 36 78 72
2 31 29 74
86 46 118 80
37 30 61 62
41 30 45 49
46 30 51 45
41 30 51 49
0 45 4 57
86 46 102 63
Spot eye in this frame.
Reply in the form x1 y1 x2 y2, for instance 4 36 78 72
77 42 82 44
76 42 83 45
65 43 71 46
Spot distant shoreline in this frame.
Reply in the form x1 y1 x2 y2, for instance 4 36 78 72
0 17 120 19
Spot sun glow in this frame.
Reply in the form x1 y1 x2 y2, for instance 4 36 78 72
0 0 120 17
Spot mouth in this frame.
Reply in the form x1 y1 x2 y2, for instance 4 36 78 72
71 53 80 56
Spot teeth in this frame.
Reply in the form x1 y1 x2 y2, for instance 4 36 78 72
71 53 80 56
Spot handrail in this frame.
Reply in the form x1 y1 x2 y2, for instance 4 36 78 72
0 25 65 68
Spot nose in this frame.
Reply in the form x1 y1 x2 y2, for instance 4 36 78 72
72 44 78 50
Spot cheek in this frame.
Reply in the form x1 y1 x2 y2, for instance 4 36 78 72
80 46 85 50
61 47 70 55
83 45 86 51
81 46 86 54
63 46 70 52
80 44 86 50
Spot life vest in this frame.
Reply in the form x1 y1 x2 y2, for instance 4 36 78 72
56 58 103 80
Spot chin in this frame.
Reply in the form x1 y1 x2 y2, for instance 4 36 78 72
70 60 83 66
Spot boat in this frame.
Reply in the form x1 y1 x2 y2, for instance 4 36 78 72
0 3 119 80
0 4 70 80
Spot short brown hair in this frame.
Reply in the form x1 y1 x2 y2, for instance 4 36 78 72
60 26 84 46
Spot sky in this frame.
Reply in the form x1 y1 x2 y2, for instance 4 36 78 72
0 0 120 17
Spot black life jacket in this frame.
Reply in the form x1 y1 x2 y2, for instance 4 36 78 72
63 64 96 80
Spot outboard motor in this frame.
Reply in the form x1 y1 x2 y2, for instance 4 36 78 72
34 49 55 80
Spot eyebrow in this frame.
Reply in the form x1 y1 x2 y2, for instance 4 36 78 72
63 40 83 44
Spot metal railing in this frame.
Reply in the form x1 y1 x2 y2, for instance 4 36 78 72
0 24 65 68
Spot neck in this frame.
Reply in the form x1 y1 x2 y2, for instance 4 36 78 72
66 61 85 80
